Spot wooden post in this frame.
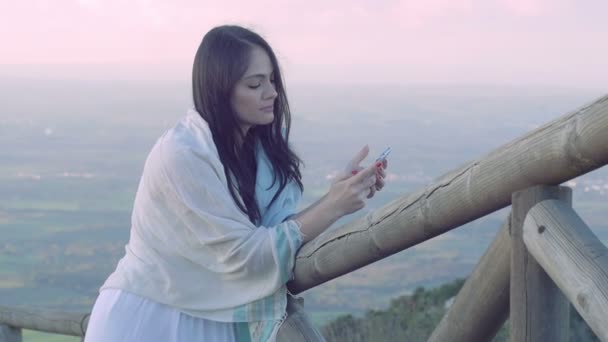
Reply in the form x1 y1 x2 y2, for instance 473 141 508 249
510 185 571 342
428 217 511 342
0 324 22 342
523 199 608 341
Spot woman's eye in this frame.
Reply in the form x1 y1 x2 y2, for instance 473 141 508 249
248 84 261 89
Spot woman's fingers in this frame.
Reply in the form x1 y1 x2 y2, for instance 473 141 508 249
370 173 384 194
372 162 386 191
375 177 384 191
334 165 364 184
349 145 370 168
340 145 370 183
350 157 389 198
367 186 376 199
377 167 385 178
351 164 377 194
352 162 377 182
350 166 364 175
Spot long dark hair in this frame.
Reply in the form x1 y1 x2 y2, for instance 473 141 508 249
192 25 304 225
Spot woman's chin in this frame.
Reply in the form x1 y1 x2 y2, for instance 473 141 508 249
260 113 275 124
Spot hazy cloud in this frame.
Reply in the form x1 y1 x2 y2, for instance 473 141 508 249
0 0 605 88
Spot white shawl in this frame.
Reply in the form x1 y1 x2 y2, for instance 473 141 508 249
101 108 304 328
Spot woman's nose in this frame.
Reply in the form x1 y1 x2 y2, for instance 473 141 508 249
264 83 278 100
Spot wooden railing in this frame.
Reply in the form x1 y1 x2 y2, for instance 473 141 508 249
1 94 607 341
428 185 608 341
0 308 88 341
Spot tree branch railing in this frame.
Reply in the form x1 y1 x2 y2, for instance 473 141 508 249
1 94 607 341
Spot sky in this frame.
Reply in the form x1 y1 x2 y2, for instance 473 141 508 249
0 0 607 88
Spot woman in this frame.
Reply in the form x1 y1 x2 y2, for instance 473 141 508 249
84 25 388 342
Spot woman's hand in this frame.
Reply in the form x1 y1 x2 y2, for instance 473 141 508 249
371 158 388 197
334 145 389 199
292 146 389 242
326 162 380 216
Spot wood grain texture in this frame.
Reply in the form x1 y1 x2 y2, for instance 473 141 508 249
428 217 511 342
510 186 571 342
523 199 608 341
289 94 608 294
0 307 88 337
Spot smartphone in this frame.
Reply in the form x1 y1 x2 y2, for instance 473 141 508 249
376 147 392 162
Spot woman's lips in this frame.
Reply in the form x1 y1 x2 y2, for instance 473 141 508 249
260 105 274 113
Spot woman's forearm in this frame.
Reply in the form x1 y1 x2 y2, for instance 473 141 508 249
290 194 341 244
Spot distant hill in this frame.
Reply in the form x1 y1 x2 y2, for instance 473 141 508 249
320 278 600 342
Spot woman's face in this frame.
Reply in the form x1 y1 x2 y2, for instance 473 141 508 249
231 46 278 136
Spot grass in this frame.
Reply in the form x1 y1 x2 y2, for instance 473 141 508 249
22 330 80 342
309 310 357 328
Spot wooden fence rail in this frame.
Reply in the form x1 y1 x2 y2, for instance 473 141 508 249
523 198 608 341
428 185 608 341
289 94 608 294
0 306 89 341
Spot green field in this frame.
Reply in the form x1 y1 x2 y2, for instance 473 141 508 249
22 330 80 342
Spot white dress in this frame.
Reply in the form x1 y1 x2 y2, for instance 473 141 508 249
84 289 237 342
